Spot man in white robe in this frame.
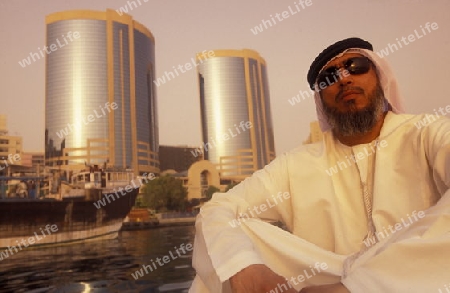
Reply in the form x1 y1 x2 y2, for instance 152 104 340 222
189 37 450 293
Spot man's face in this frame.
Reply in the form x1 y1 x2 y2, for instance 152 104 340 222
318 53 386 136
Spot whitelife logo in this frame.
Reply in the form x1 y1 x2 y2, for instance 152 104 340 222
115 0 149 16
190 121 253 158
376 22 438 58
131 242 193 280
438 282 450 293
250 0 313 35
362 210 425 248
0 224 58 261
93 173 156 209
55 102 118 139
414 104 450 130
228 192 290 228
0 154 21 171
325 140 388 176
287 69 352 106
153 50 215 87
18 31 80 68
266 262 329 293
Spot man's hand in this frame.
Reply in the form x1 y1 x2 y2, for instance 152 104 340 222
229 264 297 293
300 283 350 293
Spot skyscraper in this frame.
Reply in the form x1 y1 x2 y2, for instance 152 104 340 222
45 9 159 176
197 49 275 181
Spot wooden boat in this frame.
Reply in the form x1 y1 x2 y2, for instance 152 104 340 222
0 166 140 250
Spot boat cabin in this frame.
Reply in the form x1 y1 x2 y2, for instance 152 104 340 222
71 169 134 190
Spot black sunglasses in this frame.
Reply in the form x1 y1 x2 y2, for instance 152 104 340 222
316 57 372 89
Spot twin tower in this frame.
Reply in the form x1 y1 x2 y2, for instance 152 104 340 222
45 9 275 181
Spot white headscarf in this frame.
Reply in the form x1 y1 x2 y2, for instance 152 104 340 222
313 48 406 132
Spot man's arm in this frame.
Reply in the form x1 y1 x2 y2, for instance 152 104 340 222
229 265 298 293
229 267 350 293
424 117 450 194
192 152 293 291
300 283 350 293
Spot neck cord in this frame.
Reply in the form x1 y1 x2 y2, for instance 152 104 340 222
353 138 379 244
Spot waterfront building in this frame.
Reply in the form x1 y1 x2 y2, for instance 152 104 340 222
0 115 6 134
0 115 23 175
163 160 223 200
196 49 275 182
186 160 221 200
45 9 159 176
22 151 45 168
159 145 203 173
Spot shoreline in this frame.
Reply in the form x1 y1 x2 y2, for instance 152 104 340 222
121 216 196 230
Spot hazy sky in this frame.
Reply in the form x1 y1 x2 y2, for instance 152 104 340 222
1 0 449 155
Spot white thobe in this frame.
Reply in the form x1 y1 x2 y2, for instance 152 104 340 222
189 112 450 293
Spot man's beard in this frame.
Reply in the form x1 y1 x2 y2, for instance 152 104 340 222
322 83 386 137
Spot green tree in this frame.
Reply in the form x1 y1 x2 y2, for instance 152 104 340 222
204 185 220 200
141 175 187 212
225 181 240 192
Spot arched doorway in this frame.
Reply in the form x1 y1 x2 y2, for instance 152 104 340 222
187 160 221 200
200 170 209 197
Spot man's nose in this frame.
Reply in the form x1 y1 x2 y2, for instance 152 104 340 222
337 69 353 86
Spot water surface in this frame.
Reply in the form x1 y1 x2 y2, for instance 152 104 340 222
0 226 196 293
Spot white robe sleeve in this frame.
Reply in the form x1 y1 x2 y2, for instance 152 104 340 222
426 118 450 193
342 117 450 293
192 152 292 289
342 189 450 293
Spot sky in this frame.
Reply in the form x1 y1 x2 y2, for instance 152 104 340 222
1 0 449 155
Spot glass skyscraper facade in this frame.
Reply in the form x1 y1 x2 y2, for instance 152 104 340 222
45 9 159 175
197 49 275 180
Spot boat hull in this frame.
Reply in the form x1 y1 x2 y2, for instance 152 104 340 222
0 188 138 249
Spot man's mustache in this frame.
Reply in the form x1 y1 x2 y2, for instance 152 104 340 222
336 87 364 103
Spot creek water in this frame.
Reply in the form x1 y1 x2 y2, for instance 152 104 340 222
0 225 196 293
